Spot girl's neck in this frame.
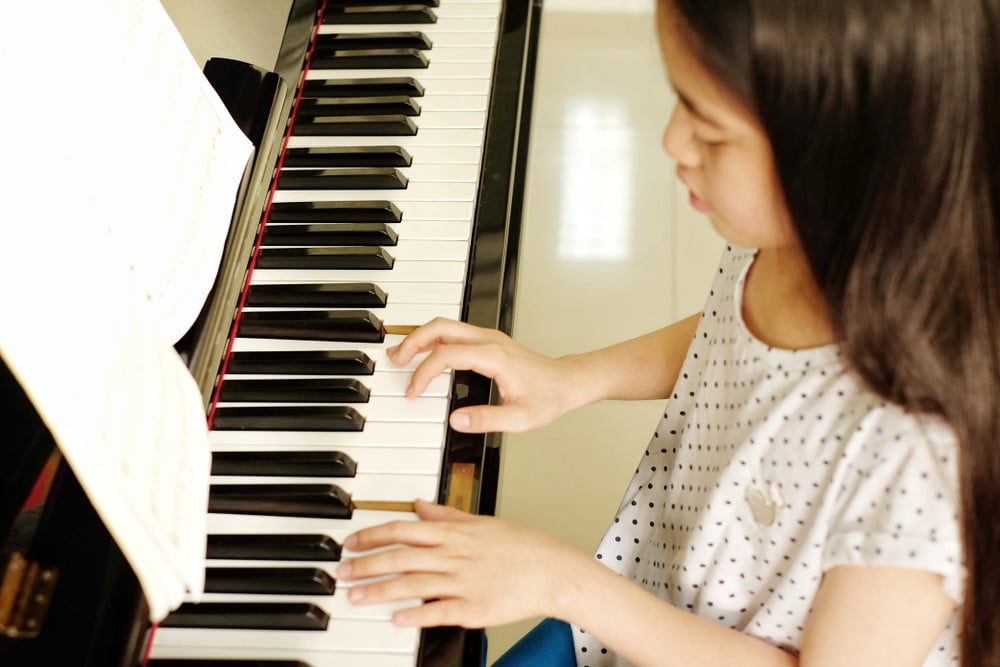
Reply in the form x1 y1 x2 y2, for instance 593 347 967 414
742 246 835 350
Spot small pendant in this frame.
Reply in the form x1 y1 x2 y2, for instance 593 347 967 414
745 482 784 526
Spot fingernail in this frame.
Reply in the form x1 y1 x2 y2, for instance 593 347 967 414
386 344 399 359
350 586 365 602
451 412 470 430
336 560 352 578
343 534 358 549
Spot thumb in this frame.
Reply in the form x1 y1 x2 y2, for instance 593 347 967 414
449 404 532 434
414 498 472 521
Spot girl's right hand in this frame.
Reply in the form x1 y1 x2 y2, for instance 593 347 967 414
386 317 585 434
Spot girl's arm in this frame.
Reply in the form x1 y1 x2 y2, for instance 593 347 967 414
386 314 701 434
338 501 956 667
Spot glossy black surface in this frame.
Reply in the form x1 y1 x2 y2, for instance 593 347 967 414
161 602 329 631
212 450 359 477
212 405 366 432
206 533 342 562
208 484 355 519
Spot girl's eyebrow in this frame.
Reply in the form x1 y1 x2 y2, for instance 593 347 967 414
672 85 725 129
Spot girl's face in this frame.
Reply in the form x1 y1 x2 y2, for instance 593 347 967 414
656 1 797 252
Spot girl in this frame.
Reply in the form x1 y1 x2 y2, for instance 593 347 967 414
335 0 1000 664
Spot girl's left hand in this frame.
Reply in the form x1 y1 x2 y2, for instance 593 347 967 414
335 499 589 629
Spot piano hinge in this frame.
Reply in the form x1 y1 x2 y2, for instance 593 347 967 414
0 552 58 638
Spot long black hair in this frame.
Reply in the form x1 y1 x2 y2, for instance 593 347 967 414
667 0 1000 663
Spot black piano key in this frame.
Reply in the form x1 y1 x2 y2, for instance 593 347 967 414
257 247 395 271
226 350 376 375
302 76 424 98
295 96 421 118
204 567 336 595
277 167 408 190
246 283 388 309
212 406 366 431
212 451 359 477
207 533 343 561
148 661 313 667
160 602 329 631
315 31 433 51
237 310 385 343
310 47 429 69
218 378 370 403
282 145 413 168
322 5 437 24
269 200 402 223
325 0 438 7
293 114 417 136
262 223 399 247
208 484 355 519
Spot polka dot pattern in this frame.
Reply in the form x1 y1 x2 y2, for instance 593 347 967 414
573 246 963 666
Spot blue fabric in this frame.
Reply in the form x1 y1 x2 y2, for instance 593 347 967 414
491 618 576 667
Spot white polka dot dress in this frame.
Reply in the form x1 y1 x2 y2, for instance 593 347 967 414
573 246 964 666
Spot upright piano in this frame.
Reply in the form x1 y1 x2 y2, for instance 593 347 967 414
0 0 540 664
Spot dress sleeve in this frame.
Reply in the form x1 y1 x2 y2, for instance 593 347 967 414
821 413 965 603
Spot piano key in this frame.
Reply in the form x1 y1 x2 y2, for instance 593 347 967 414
243 300 458 327
160 602 329 631
208 484 354 519
295 96 421 118
323 4 497 23
212 451 358 477
225 350 376 375
204 567 337 596
287 128 489 151
268 201 401 223
301 76 424 98
281 145 413 168
273 181 477 203
237 310 385 342
318 16 498 36
325 0 438 7
277 167 408 189
217 379 371 404
151 618 418 655
149 647 415 667
249 259 467 284
219 372 449 399
208 445 444 477
209 474 438 503
309 61 492 82
245 283 389 308
322 5 437 25
292 114 417 136
206 534 342 561
215 396 449 423
283 162 479 183
313 31 434 52
212 406 365 432
148 660 312 667
256 247 395 271
261 224 398 248
309 48 430 70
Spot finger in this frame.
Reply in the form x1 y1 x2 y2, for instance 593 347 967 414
406 342 511 398
348 572 457 610
338 544 453 582
413 498 473 522
387 318 494 366
449 402 535 434
392 598 483 629
343 518 444 553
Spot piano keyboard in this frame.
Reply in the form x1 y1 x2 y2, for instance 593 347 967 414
148 0 504 664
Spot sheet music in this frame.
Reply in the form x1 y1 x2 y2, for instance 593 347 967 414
0 0 253 621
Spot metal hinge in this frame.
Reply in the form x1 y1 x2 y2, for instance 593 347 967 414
0 552 58 638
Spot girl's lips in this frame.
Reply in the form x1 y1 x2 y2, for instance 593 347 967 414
688 188 712 213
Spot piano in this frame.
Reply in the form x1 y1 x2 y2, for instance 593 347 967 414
0 0 540 665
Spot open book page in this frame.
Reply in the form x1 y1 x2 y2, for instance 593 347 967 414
0 0 253 621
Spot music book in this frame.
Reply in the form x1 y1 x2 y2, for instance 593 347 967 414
0 0 253 622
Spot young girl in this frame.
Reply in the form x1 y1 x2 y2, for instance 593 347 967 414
335 0 1000 664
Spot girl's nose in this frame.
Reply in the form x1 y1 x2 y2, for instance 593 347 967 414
662 104 699 168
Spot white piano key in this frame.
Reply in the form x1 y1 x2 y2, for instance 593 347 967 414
251 258 468 283
287 127 486 150
149 644 417 667
281 162 480 183
310 61 490 81
185 589 400 622
206 508 419 535
410 93 490 112
423 46 495 64
151 619 418 654
317 17 499 36
221 371 450 398
211 471 439 502
209 421 448 449
208 445 443 476
216 395 449 423
257 239 469 262
274 181 477 204
240 301 459 325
